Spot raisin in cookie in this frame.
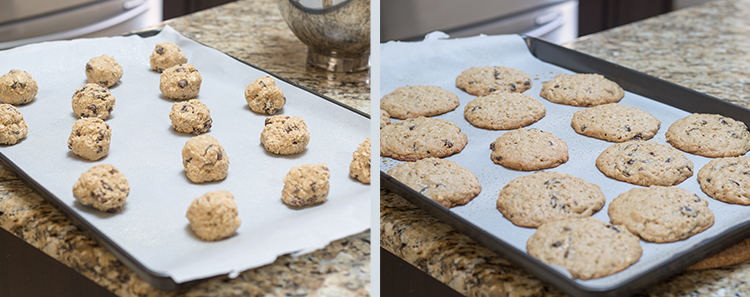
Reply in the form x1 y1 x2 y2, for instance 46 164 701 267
540 73 624 107
698 156 750 205
160 64 202 100
169 99 212 134
0 69 38 105
0 104 28 145
666 113 750 158
71 83 115 120
527 217 642 280
490 128 568 171
282 163 330 208
380 85 459 119
464 92 545 130
349 138 371 184
68 118 111 161
72 164 129 213
186 190 241 241
85 55 123 88
571 103 660 142
182 135 229 183
260 115 310 155
245 76 286 115
609 186 714 243
497 171 605 228
596 140 693 186
150 42 188 73
456 66 531 96
380 117 468 161
380 109 391 129
387 158 481 208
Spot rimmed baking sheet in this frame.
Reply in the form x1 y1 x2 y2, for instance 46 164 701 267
380 33 750 296
0 25 370 290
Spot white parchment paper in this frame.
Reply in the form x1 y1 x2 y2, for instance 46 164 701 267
0 26 370 284
380 33 750 289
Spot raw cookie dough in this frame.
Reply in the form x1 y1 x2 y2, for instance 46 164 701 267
186 190 242 241
182 135 229 183
282 163 330 208
571 103 661 142
380 85 460 119
85 54 123 88
0 104 28 145
380 109 391 129
349 137 371 184
464 92 546 130
160 64 202 100
490 128 569 171
244 76 286 115
387 157 482 208
540 73 624 107
169 99 212 134
0 69 38 105
260 115 310 155
596 140 694 186
72 164 129 213
456 66 531 96
149 42 188 73
68 117 111 161
666 113 750 158
71 83 115 120
698 156 750 205
380 116 468 161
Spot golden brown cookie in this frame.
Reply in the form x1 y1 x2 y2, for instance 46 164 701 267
387 158 481 208
489 128 568 171
464 92 545 130
540 73 624 107
666 113 750 158
698 156 750 205
380 85 459 119
380 117 468 161
571 103 660 142
456 66 531 96
596 140 693 186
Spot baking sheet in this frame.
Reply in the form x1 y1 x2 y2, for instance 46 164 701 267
0 25 370 285
380 33 750 290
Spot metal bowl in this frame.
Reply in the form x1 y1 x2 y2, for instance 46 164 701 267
276 0 370 72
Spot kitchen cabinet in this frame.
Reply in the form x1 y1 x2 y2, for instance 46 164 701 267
579 0 673 36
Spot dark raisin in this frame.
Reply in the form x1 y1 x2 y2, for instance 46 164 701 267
552 241 563 247
679 206 698 218
310 182 317 192
408 125 416 130
580 125 587 132
624 125 631 132
443 139 453 148
181 105 191 113
99 81 108 86
493 69 501 79
156 46 165 55
730 179 741 187
86 64 93 72
524 80 530 86
550 196 558 208
509 83 516 92
471 106 481 112
665 157 673 163
265 118 272 125
217 149 223 161
96 146 102 153
87 104 98 113
627 159 635 165
720 118 728 125
549 141 554 146
544 179 560 186
490 143 495 150
488 87 496 93
606 224 621 233
259 80 266 88
494 156 503 162
632 133 643 140
178 79 188 89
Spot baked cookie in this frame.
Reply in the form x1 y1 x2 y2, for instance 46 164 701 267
698 156 750 205
72 164 129 213
0 69 38 105
571 103 661 142
380 85 459 119
380 117 468 161
85 55 123 88
666 113 750 158
490 128 568 171
464 92 545 130
169 99 212 134
456 66 531 96
527 217 642 280
497 171 605 228
282 163 330 208
159 64 202 100
186 190 241 241
380 109 391 129
0 104 28 145
540 73 624 107
71 83 115 120
387 158 481 208
68 118 111 161
260 115 310 155
349 137 371 184
182 135 229 183
596 140 693 186
149 42 188 73
244 76 286 115
609 186 714 243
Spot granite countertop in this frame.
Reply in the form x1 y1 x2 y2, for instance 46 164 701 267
0 0 370 296
380 0 750 295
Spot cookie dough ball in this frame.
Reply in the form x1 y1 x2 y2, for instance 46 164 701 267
260 115 310 155
160 64 202 100
72 83 115 120
186 190 241 241
182 135 229 183
0 104 28 145
0 69 38 105
72 164 129 213
68 118 111 161
282 163 330 208
150 42 188 73
244 76 286 115
169 99 212 134
350 138 370 184
85 55 123 88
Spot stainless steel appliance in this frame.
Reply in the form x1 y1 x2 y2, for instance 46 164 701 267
381 0 578 44
0 0 162 49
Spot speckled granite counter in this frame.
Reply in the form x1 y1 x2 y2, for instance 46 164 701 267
0 0 370 296
380 0 750 295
